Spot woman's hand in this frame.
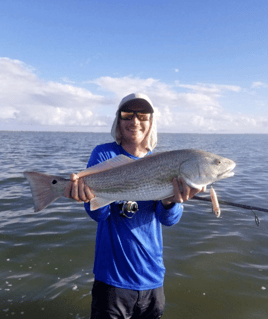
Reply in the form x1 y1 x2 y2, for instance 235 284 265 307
63 174 95 202
162 177 206 207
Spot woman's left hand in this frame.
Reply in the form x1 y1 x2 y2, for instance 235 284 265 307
161 177 206 207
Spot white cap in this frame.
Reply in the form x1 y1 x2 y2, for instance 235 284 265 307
111 93 157 151
118 93 154 113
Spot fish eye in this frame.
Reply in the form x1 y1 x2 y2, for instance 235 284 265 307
52 179 57 184
216 159 221 165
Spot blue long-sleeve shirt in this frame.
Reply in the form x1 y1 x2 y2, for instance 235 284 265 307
84 142 183 290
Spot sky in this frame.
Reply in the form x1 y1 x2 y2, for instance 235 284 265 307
1 0 268 133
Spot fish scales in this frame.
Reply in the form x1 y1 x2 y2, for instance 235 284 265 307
83 149 229 201
84 151 179 201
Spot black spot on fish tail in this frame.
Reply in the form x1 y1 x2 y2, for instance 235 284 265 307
24 171 66 212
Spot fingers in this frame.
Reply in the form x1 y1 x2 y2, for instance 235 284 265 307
78 179 95 202
189 184 207 198
66 174 95 202
71 179 82 202
84 184 95 201
173 177 207 203
78 178 87 202
162 177 207 207
172 178 183 203
180 178 190 201
162 178 184 205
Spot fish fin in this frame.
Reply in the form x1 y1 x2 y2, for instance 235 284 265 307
77 155 135 178
24 172 67 212
90 197 115 211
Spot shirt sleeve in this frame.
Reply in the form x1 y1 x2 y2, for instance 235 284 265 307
155 201 183 226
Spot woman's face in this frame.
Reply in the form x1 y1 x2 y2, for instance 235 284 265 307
119 104 152 147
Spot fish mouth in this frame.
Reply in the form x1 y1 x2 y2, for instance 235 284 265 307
217 162 236 179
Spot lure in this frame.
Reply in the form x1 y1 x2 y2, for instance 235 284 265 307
210 186 221 218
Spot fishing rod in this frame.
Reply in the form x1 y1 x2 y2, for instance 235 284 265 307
192 195 267 226
193 195 268 213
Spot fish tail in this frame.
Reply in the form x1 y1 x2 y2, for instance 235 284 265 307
24 171 68 212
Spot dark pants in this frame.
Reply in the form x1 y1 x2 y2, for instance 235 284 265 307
90 280 165 319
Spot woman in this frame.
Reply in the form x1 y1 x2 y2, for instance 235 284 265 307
66 93 204 318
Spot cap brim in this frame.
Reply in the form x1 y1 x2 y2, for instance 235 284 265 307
120 98 154 113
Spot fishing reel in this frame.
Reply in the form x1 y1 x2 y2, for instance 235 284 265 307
119 201 139 218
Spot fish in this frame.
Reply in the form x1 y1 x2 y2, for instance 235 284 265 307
210 186 221 217
24 149 236 212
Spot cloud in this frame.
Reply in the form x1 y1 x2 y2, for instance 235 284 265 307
0 57 267 133
251 81 268 89
0 58 110 129
176 83 241 95
92 76 221 112
61 77 75 84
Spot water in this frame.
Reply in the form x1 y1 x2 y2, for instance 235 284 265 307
1 131 268 318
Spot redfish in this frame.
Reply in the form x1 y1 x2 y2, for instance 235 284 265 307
24 149 236 212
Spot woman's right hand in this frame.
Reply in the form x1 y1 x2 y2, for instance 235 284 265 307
64 174 95 202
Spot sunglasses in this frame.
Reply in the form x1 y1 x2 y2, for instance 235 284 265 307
120 111 152 121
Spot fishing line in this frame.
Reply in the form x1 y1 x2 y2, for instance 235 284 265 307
193 195 263 226
252 210 260 226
